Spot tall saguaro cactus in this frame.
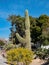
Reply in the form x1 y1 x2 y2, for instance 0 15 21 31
16 10 31 50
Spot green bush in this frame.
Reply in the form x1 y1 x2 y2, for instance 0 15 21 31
0 40 5 46
35 48 49 59
3 43 16 51
6 48 34 65
43 39 49 45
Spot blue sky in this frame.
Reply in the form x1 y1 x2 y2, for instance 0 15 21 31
0 0 49 39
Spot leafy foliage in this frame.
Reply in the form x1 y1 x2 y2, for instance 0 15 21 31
8 14 49 48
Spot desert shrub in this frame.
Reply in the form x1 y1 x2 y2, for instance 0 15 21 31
35 48 49 59
0 40 5 46
3 43 16 51
6 48 34 65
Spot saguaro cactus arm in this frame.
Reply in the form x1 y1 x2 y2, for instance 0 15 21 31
16 33 25 43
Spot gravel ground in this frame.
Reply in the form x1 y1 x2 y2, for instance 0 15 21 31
0 54 8 65
0 55 46 65
30 59 46 65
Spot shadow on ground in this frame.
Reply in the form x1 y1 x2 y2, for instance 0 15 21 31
41 61 49 65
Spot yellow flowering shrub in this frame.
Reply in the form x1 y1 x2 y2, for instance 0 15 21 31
6 48 34 65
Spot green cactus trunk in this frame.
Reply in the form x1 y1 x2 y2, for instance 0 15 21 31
25 10 31 50
16 10 31 50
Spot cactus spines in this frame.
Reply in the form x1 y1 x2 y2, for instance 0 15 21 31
16 10 31 50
